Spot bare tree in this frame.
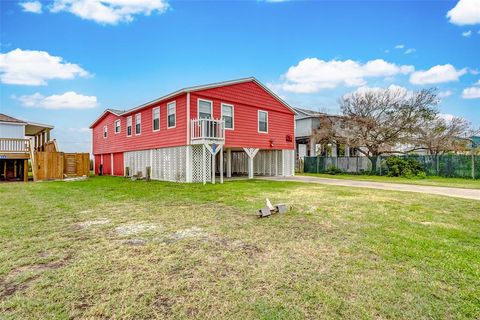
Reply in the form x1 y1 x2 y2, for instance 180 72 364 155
314 86 438 172
412 116 471 156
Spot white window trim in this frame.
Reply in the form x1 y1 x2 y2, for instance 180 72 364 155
221 103 234 130
152 107 160 132
126 116 132 137
167 101 176 129
197 98 213 119
258 110 268 134
135 113 141 135
103 125 108 139
114 119 121 134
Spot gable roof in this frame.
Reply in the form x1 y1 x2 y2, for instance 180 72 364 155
90 77 296 128
293 107 327 120
0 113 27 124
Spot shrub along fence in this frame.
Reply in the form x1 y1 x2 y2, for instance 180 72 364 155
303 155 479 179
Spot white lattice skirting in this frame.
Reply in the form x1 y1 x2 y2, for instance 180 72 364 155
123 146 295 183
124 146 187 182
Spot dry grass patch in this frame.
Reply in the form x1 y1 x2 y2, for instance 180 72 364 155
0 177 479 319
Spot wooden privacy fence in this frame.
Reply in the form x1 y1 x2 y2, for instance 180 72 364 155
35 152 90 180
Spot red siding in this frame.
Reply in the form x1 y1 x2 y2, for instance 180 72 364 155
92 93 187 155
102 153 111 175
94 155 101 175
112 152 124 176
191 81 295 150
92 80 295 155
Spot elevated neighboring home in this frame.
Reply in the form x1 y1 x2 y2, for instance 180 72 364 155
0 113 54 181
294 107 362 159
90 77 296 183
294 107 324 158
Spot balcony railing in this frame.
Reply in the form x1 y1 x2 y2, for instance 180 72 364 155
0 138 31 153
191 118 225 142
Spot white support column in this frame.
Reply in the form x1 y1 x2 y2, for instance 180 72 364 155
275 151 278 176
212 149 216 184
243 148 259 179
111 153 114 176
202 144 206 185
219 146 224 184
226 148 232 178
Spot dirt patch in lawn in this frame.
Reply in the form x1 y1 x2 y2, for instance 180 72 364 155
157 227 206 243
114 223 158 236
0 254 72 299
73 219 110 230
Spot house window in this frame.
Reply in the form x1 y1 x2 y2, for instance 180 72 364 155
152 107 160 131
114 120 120 134
258 110 268 133
127 116 132 137
135 113 141 135
103 126 107 138
198 99 212 119
167 102 176 128
221 103 234 130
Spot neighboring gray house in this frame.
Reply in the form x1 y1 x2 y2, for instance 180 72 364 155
294 107 324 159
294 107 361 159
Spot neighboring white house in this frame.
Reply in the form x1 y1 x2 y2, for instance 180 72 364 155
294 107 323 159
294 107 364 159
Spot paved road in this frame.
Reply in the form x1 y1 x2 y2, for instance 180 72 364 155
260 176 480 201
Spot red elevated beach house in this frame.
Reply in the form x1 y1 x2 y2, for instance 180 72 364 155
90 77 296 183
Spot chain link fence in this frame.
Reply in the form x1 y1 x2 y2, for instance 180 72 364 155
303 155 479 179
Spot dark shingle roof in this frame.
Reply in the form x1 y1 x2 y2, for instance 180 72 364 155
0 113 27 124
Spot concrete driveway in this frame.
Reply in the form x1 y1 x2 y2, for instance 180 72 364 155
260 175 480 201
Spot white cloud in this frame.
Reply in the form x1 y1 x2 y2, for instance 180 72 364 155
462 30 472 37
274 58 414 93
404 48 416 54
0 48 89 85
447 0 480 25
438 90 453 98
462 86 480 98
50 0 169 25
395 44 405 49
15 91 99 109
19 1 42 13
409 64 467 85
474 80 480 85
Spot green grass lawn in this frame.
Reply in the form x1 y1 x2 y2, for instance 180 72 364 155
1 177 479 319
300 172 480 189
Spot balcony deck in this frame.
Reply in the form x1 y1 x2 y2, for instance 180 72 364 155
0 138 31 159
190 118 225 145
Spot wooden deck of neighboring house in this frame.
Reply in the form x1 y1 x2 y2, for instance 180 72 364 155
0 113 89 182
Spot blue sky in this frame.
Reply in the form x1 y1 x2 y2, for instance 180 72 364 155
1 0 479 152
